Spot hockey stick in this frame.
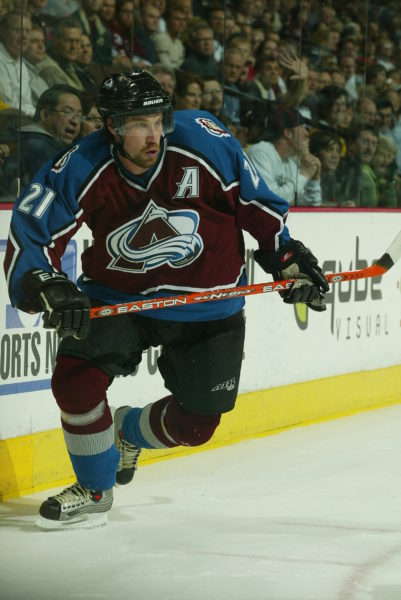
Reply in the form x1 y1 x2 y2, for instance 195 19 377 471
90 231 401 319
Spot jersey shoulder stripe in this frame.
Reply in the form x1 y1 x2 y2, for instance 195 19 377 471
168 110 241 184
46 130 112 196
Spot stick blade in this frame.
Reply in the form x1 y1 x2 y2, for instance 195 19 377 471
376 230 401 270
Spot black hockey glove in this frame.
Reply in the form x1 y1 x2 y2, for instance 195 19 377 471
22 269 90 339
254 239 329 312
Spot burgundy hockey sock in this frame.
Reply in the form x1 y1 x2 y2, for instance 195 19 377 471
148 395 221 447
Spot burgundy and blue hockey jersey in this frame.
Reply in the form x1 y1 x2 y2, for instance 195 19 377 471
4 110 290 321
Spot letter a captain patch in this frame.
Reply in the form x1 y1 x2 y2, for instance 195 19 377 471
173 167 199 199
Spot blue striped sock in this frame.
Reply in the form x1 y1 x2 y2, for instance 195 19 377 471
69 444 120 490
122 407 157 449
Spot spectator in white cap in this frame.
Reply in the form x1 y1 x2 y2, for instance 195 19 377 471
247 106 322 206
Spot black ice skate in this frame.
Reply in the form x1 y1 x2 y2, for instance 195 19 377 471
113 406 142 485
36 482 113 530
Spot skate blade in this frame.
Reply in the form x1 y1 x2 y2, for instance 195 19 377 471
35 512 108 531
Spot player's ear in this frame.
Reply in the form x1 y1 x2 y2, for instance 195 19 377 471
107 118 121 143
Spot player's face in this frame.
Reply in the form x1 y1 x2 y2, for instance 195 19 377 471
113 113 164 174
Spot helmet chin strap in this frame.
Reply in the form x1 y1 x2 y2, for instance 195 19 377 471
114 136 139 165
117 142 136 163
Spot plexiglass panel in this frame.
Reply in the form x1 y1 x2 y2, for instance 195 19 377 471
1 0 400 207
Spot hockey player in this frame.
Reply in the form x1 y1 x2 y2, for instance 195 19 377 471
4 69 329 528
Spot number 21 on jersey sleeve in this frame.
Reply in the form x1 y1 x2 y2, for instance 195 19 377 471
17 184 56 219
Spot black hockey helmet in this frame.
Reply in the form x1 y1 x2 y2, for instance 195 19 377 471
97 69 174 134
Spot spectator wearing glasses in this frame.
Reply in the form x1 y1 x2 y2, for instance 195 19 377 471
200 76 223 119
0 84 83 194
0 11 36 117
181 21 219 79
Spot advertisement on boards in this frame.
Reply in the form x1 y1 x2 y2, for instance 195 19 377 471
0 208 400 438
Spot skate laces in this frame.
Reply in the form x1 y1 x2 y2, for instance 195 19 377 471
118 434 141 470
53 482 91 506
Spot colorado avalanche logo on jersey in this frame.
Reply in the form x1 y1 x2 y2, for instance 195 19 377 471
106 200 203 273
195 117 231 138
51 145 79 173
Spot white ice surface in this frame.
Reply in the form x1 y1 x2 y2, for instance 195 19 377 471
2 405 401 600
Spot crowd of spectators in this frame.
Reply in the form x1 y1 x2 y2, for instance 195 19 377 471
0 0 401 207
